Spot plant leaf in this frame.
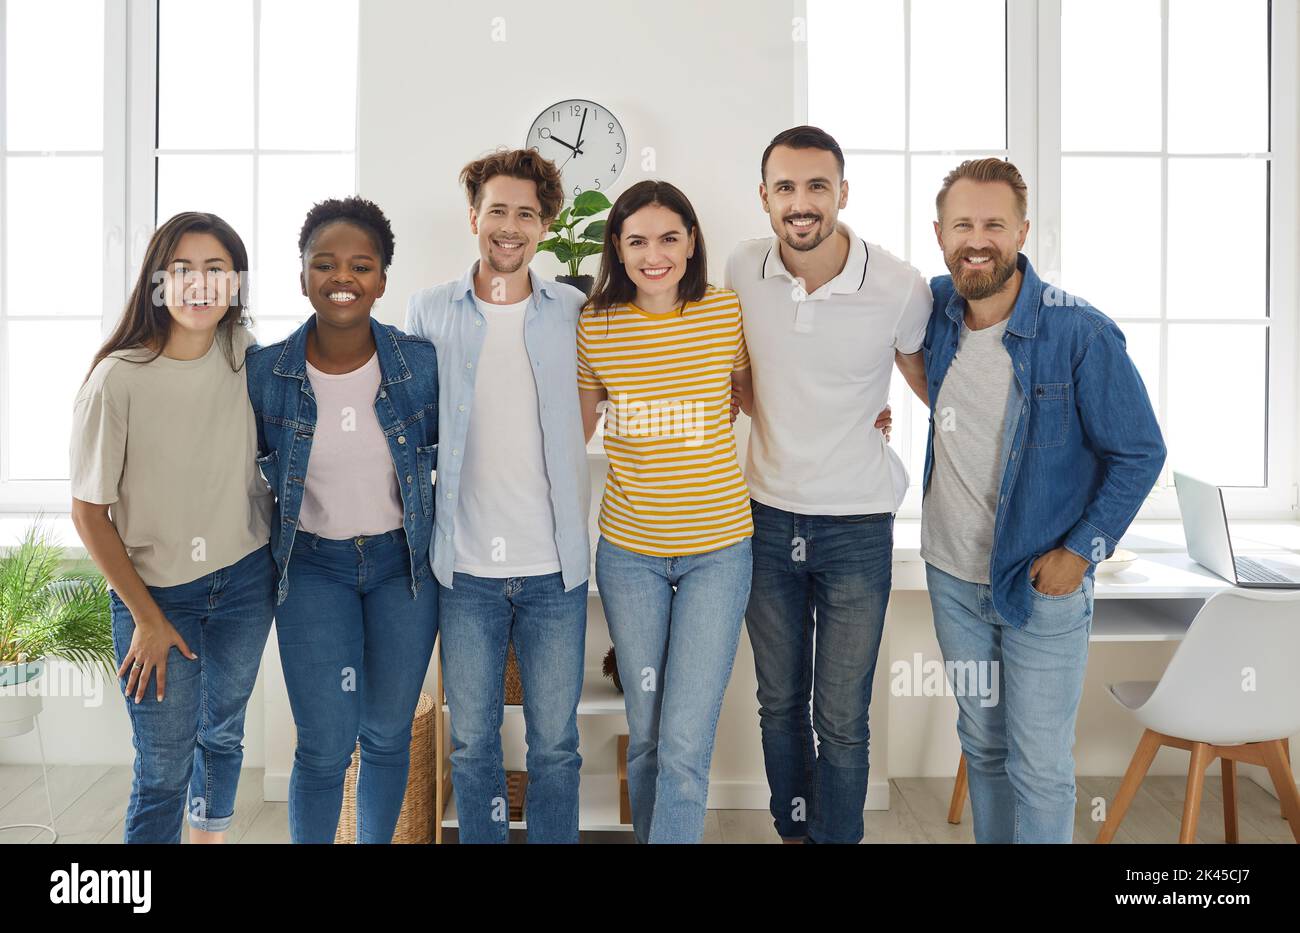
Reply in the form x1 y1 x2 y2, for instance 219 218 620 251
579 220 606 242
571 190 612 218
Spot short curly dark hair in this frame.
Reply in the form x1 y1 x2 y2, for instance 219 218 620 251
298 195 396 271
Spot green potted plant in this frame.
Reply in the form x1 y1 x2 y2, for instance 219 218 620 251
535 190 612 296
0 522 115 737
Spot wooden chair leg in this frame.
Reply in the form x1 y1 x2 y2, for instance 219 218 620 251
1221 757 1238 844
1283 738 1292 820
1179 742 1214 844
1096 729 1162 843
947 753 968 825
1261 740 1300 843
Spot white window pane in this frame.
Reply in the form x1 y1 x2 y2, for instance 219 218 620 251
8 320 104 480
1061 157 1161 318
156 155 255 250
259 0 358 151
910 0 1005 151
807 0 905 151
1061 0 1160 152
255 154 355 318
1118 321 1161 411
1166 324 1265 486
6 157 103 316
842 154 905 260
157 0 253 150
5 0 104 151
251 315 305 346
910 154 1002 282
1168 0 1268 154
1166 158 1266 319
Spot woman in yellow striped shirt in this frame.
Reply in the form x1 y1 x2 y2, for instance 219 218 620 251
578 180 753 844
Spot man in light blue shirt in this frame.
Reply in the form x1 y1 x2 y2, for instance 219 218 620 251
405 149 590 844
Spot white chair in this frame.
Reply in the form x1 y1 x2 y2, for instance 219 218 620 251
1097 588 1300 843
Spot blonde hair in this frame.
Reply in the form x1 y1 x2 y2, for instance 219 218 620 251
936 158 1028 220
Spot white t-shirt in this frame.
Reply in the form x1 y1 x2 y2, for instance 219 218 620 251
299 352 405 538
453 294 561 577
725 223 932 515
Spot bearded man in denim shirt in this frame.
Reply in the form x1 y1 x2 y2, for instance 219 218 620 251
919 158 1166 843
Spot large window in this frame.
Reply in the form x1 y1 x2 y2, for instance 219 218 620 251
0 0 358 512
804 0 1296 517
155 0 358 345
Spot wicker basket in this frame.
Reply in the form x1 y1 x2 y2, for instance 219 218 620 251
334 690 435 844
504 642 523 705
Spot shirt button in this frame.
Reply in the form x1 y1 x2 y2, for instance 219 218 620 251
458 405 465 412
379 390 386 398
446 492 452 499
475 320 482 327
397 436 406 444
466 362 473 369
1011 451 1018 459
406 475 412 483
452 449 459 456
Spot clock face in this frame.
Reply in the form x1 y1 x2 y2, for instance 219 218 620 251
527 99 627 201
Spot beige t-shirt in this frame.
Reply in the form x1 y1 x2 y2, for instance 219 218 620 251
69 325 273 589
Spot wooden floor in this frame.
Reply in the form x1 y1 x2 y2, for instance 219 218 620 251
0 765 1292 843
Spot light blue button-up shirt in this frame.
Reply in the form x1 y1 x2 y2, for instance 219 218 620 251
405 262 591 591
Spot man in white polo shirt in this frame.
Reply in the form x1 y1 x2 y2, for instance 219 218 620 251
725 126 930 845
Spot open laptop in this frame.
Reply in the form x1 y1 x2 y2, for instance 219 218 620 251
1174 471 1300 588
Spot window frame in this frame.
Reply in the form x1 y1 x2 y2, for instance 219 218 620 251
796 0 1299 520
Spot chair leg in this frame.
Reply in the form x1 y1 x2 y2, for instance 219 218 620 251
947 753 968 825
1096 729 1162 844
1179 742 1213 844
1260 740 1300 844
1221 757 1238 844
1282 738 1292 820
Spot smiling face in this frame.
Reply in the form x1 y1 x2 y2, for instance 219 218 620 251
470 175 547 275
760 144 849 252
300 221 386 326
614 203 696 305
160 231 238 337
933 178 1028 301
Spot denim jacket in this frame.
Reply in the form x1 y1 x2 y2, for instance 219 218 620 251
922 253 1166 627
405 262 591 592
245 316 439 606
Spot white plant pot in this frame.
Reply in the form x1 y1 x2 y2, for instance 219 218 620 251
0 658 45 738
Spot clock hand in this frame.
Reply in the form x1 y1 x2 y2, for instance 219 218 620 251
548 134 584 156
575 107 588 152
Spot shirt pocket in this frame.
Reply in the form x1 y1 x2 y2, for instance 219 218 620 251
1026 382 1070 449
416 443 438 517
255 449 280 496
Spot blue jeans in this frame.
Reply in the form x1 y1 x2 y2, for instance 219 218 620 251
745 500 893 844
108 543 276 843
596 535 752 844
439 571 588 843
925 561 1093 843
274 529 438 843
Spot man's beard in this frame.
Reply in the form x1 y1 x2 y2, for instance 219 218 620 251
779 212 834 252
486 240 528 274
946 247 1017 301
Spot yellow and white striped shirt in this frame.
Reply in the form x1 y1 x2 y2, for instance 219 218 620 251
577 286 753 557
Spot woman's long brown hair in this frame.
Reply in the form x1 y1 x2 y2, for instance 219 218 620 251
83 211 253 384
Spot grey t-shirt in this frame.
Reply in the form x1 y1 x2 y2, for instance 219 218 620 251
920 316 1014 584
69 326 272 588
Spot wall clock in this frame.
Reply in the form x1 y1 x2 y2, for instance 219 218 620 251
526 99 627 200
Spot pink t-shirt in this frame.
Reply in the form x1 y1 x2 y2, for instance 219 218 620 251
299 352 405 538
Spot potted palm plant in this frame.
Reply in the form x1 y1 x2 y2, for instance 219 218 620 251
536 190 612 296
0 522 115 737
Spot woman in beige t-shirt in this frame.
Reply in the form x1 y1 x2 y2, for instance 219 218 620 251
70 212 275 844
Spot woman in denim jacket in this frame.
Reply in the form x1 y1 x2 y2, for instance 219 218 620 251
245 196 439 843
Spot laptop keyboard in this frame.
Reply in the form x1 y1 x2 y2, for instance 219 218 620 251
1235 556 1299 585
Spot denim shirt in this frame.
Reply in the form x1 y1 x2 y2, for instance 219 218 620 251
921 253 1166 627
405 262 591 592
245 316 439 606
